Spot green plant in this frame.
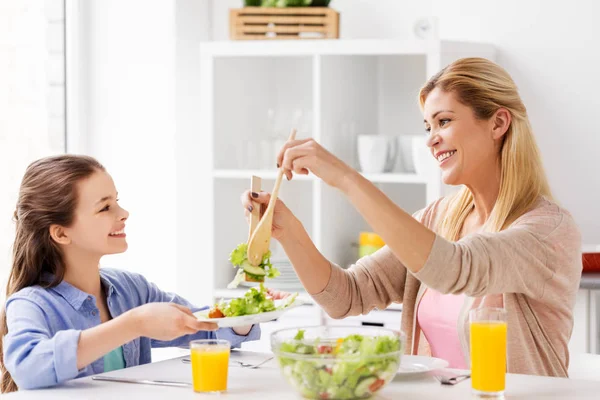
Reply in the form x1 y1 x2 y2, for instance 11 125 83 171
261 0 313 7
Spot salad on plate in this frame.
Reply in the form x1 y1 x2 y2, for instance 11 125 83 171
195 284 301 327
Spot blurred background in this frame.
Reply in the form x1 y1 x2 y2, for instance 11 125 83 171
1 0 599 367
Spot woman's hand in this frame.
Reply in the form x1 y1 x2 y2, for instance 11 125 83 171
132 303 217 341
276 138 355 189
241 190 296 241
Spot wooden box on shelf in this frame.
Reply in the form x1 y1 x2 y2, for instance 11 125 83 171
229 7 339 40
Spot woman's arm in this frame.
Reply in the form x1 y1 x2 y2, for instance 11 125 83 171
276 216 332 294
276 138 436 275
340 172 581 298
339 171 437 274
278 215 408 318
244 189 410 319
340 173 582 299
277 139 580 299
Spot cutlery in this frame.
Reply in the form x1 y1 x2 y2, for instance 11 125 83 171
433 372 471 385
236 356 274 369
92 376 191 388
246 128 296 266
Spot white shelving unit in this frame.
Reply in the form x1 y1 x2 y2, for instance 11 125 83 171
175 19 495 350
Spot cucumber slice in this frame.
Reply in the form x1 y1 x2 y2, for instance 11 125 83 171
241 261 266 276
354 376 377 398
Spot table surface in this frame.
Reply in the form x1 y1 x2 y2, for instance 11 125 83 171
5 350 600 399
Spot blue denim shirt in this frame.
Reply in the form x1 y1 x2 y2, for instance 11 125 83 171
3 268 260 389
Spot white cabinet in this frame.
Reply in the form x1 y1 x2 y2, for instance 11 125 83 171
571 289 591 354
570 288 600 355
174 22 495 330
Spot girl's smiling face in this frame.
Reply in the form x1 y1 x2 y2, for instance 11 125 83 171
57 170 130 256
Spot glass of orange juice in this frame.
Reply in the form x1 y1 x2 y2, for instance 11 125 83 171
470 308 507 397
190 339 230 393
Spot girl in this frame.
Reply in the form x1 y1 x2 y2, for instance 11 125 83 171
1 155 259 392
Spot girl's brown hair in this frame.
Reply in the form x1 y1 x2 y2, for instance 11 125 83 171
0 155 104 392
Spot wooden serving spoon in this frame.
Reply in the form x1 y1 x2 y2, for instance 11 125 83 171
246 175 263 281
247 128 297 266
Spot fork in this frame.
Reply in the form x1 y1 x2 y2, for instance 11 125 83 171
433 373 471 385
235 356 274 369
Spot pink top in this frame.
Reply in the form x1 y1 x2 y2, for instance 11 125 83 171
417 288 468 369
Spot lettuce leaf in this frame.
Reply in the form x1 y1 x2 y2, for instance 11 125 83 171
229 243 248 266
228 243 279 288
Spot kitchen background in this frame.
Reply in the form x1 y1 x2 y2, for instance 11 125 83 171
1 0 599 372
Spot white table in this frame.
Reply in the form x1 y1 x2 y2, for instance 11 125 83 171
6 350 600 399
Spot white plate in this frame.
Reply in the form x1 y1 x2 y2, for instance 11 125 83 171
397 355 449 376
194 298 305 328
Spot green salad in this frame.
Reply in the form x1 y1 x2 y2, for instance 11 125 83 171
275 330 401 399
227 243 280 288
213 284 298 318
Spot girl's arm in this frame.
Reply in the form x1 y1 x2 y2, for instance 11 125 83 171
4 298 213 390
129 272 260 348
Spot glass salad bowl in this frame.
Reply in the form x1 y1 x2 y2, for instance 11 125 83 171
271 326 405 399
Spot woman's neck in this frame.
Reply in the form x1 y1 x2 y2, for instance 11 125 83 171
465 162 502 225
62 248 103 299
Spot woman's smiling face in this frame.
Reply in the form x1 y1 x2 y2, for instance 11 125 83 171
422 87 501 186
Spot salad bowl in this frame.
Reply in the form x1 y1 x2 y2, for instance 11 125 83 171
271 326 405 399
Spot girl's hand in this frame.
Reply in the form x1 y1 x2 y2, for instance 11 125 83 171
276 138 354 189
241 190 295 241
132 303 217 341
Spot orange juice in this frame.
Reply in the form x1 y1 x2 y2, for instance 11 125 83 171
470 321 507 394
190 341 230 393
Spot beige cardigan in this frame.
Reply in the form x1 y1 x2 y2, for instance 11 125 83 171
311 197 582 377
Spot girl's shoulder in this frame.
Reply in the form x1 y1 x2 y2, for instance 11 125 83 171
6 284 56 310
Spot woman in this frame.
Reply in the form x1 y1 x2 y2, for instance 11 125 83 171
1 155 258 391
242 58 581 377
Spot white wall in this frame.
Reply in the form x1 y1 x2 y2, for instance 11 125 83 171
174 0 211 304
0 0 65 292
209 0 600 245
77 0 212 298
82 0 179 291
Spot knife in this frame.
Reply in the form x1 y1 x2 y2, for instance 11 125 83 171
92 375 191 388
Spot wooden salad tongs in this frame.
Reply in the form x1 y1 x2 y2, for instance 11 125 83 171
247 128 297 268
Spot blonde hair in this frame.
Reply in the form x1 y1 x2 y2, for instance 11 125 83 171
419 57 552 240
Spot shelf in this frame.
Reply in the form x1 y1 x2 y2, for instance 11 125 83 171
213 169 427 184
201 39 429 57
